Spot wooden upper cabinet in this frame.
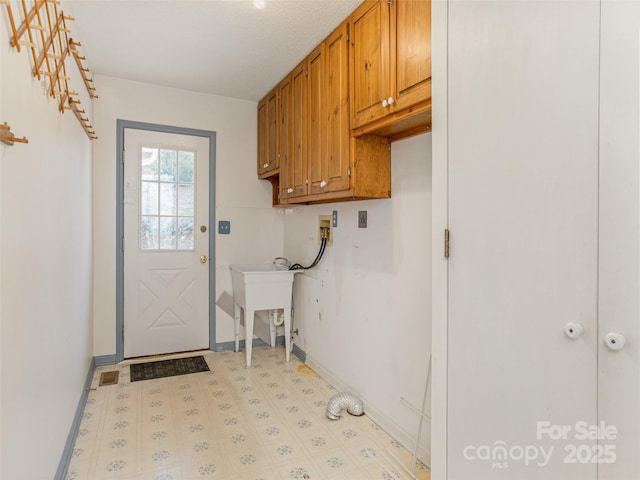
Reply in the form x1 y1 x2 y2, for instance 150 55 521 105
258 4 408 205
281 43 328 201
267 89 279 168
308 44 327 196
324 22 351 194
277 74 292 194
349 0 431 137
281 62 308 200
392 0 431 111
257 86 279 178
257 99 268 175
349 0 391 131
275 22 390 205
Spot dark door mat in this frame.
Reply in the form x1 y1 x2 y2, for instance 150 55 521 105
130 355 210 382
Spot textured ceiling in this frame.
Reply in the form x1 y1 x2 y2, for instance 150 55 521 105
64 0 363 102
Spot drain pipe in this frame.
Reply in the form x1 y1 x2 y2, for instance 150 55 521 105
270 309 284 326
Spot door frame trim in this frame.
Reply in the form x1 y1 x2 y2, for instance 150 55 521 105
115 119 217 362
431 0 449 476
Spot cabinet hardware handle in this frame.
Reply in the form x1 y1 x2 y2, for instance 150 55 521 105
382 99 388 108
263 163 269 168
388 96 395 105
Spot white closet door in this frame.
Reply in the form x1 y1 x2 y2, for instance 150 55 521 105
447 1 600 478
598 1 640 478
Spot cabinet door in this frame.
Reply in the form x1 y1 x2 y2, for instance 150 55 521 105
308 44 326 196
349 0 390 130
285 62 308 198
598 2 640 477
267 89 279 171
391 0 431 112
257 98 268 176
325 22 351 193
257 87 279 177
278 74 292 199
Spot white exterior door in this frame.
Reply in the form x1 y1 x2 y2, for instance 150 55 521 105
124 129 210 358
446 1 600 478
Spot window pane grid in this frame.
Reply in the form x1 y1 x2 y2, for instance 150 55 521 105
140 147 196 251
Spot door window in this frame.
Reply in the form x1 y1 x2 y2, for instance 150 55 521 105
139 147 196 250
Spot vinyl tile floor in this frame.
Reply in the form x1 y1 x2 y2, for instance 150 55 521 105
66 346 431 480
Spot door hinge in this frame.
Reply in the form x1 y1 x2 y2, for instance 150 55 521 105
346 33 350 43
122 325 125 341
347 167 352 177
444 229 450 258
122 236 125 252
122 149 125 163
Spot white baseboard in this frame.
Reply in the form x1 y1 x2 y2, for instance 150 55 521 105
305 354 431 469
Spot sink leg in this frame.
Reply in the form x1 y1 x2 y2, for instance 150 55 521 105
245 309 255 367
284 306 291 363
234 303 241 353
269 310 277 347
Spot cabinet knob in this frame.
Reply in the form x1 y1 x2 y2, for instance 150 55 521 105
564 322 584 339
263 163 269 168
320 180 327 188
381 99 388 108
605 332 627 351
287 187 294 194
388 96 395 105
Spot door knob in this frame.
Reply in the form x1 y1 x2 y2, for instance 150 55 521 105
200 255 208 264
605 332 627 351
564 322 584 339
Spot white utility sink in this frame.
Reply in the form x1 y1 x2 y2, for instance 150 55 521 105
230 264 302 367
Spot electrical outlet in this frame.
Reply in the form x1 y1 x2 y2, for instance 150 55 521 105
318 215 333 246
218 220 231 234
358 211 367 228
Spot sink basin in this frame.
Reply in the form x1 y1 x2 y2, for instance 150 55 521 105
230 264 302 366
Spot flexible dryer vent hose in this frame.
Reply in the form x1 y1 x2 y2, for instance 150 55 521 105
326 392 364 420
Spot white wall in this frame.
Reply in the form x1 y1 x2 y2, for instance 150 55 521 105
0 18 94 480
92 75 284 356
285 133 432 462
